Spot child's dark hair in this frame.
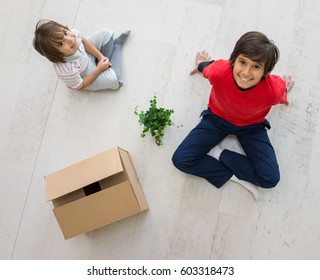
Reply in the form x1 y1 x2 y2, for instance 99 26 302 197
229 31 280 76
33 19 69 63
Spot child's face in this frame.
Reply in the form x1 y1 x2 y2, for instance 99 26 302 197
233 55 265 89
55 29 80 57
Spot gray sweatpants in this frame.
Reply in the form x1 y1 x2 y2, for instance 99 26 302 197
84 29 121 91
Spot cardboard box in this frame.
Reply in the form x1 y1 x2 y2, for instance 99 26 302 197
45 147 148 239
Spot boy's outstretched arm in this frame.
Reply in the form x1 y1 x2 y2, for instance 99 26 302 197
189 50 212 75
283 75 295 105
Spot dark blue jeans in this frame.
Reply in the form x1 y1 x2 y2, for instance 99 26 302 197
172 109 280 188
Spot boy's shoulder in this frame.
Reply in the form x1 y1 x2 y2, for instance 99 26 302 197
203 59 231 77
265 74 286 91
211 59 230 68
263 74 287 103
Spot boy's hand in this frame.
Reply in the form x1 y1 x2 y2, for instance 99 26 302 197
283 74 294 92
283 75 295 105
97 55 107 62
97 57 112 71
189 50 211 75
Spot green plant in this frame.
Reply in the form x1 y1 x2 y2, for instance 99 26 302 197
134 95 178 146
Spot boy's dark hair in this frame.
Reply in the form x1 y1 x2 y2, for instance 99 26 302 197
33 19 69 63
229 31 280 76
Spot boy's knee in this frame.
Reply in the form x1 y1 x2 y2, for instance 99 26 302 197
257 169 280 189
172 149 193 171
171 150 184 169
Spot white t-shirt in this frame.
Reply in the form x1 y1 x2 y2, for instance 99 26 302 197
53 29 88 89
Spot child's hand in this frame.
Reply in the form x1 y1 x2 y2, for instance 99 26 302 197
97 57 112 71
189 50 211 75
283 75 295 105
97 55 108 62
283 75 294 92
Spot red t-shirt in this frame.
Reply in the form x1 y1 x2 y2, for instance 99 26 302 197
202 59 287 126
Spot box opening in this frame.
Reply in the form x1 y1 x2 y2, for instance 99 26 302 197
99 172 128 189
52 171 129 208
83 181 101 196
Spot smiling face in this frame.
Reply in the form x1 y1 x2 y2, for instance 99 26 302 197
55 29 80 57
232 55 265 89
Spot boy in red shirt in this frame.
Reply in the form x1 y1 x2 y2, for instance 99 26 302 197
172 31 294 199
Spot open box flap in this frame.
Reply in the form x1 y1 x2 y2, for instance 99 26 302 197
45 147 123 201
118 148 149 211
53 180 140 239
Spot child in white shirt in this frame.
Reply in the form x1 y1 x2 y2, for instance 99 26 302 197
33 19 130 91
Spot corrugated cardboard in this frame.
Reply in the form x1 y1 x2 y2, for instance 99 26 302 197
45 147 148 239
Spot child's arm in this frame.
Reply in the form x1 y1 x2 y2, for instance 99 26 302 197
82 37 106 61
77 37 111 90
77 58 111 90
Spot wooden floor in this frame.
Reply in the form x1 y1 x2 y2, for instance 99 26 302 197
1 0 320 260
